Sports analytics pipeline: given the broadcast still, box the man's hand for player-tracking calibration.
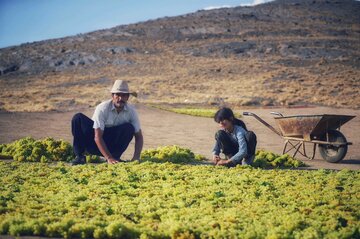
[107,157,119,164]
[94,128,118,164]
[213,155,221,164]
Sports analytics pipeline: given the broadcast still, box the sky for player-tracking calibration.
[0,0,272,49]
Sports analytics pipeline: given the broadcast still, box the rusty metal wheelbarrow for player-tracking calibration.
[243,112,355,163]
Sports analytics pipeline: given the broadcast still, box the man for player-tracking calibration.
[71,80,143,165]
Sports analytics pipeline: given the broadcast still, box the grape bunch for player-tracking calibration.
[0,137,305,168]
[85,155,103,163]
[141,145,206,164]
[253,150,306,168]
[0,137,73,162]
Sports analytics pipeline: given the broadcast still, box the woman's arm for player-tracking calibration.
[213,141,221,156]
[229,129,247,164]
[212,139,221,164]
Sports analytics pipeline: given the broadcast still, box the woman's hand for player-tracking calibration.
[216,159,231,166]
[213,155,221,164]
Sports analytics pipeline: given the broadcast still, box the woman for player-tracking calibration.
[212,107,253,167]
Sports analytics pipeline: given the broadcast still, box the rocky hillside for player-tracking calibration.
[0,0,359,111]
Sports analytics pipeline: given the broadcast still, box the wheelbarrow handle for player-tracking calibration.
[243,112,254,116]
[243,112,282,136]
[270,112,284,117]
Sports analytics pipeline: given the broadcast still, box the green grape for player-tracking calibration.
[1,137,74,163]
[140,145,204,164]
[266,152,276,162]
[93,227,107,239]
[0,142,358,238]
[85,155,103,163]
[0,220,10,234]
[68,223,95,238]
[8,222,32,237]
[0,161,356,238]
[253,150,305,169]
[40,156,49,163]
[26,220,46,236]
[253,157,270,168]
[106,222,128,238]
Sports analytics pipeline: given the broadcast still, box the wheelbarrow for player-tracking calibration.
[243,112,355,163]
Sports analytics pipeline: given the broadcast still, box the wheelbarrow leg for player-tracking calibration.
[284,140,317,160]
[283,141,289,155]
[283,140,298,154]
[283,140,302,158]
[292,141,302,158]
[299,142,315,160]
[302,142,307,158]
[300,142,316,160]
[310,143,316,160]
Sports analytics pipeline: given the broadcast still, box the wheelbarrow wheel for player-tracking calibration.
[318,130,348,163]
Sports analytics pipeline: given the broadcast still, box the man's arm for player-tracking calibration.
[94,128,118,164]
[132,130,143,161]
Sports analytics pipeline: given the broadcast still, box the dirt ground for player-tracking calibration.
[0,104,359,170]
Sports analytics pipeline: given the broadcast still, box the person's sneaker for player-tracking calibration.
[71,156,86,165]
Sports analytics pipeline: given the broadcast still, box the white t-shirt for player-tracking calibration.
[92,99,141,133]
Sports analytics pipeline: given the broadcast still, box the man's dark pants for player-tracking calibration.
[71,113,134,159]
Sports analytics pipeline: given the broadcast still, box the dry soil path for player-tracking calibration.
[0,104,359,170]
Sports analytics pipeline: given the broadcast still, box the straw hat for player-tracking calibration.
[110,80,137,97]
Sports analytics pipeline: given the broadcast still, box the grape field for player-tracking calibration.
[0,138,359,238]
[1,162,359,238]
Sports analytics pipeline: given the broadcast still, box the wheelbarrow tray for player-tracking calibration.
[274,114,355,140]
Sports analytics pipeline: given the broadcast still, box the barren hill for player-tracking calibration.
[0,0,359,112]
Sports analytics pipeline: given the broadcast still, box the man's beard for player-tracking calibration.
[115,100,126,108]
